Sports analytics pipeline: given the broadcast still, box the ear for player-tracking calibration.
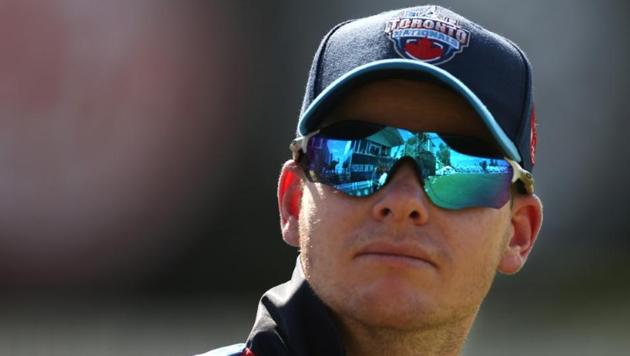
[498,193,543,275]
[278,160,303,247]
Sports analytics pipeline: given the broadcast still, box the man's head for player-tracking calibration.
[277,5,542,334]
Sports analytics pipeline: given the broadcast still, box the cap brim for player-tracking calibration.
[297,58,522,162]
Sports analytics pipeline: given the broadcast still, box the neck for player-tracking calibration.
[337,312,476,356]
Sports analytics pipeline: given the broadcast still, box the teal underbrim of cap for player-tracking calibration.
[297,58,522,163]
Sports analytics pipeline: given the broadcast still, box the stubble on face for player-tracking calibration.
[298,180,513,333]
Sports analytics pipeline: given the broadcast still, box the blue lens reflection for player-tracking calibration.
[304,127,513,209]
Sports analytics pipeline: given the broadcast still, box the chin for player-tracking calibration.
[344,279,440,330]
[351,300,435,330]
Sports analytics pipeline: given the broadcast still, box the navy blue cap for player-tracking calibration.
[298,5,537,171]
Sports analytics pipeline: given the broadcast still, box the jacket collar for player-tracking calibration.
[246,259,346,356]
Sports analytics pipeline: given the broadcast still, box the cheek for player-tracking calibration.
[443,207,510,249]
[298,186,335,278]
[441,208,511,291]
[297,184,365,277]
[299,184,366,239]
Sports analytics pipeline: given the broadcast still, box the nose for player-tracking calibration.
[371,160,430,225]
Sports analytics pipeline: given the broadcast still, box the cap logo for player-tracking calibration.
[385,8,471,65]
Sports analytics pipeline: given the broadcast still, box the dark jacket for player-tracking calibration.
[198,261,346,356]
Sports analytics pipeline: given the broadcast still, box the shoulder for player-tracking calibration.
[195,343,249,356]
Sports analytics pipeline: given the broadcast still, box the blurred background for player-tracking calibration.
[0,0,628,355]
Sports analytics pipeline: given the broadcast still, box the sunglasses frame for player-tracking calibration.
[289,126,535,195]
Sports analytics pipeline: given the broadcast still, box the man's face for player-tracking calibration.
[296,79,516,330]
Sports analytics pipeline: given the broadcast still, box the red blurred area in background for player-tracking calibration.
[0,0,239,288]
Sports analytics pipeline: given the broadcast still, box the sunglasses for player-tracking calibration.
[290,121,534,210]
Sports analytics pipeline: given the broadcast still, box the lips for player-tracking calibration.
[355,241,438,269]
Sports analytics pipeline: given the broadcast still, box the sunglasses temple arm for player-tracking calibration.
[289,130,320,161]
[507,159,535,194]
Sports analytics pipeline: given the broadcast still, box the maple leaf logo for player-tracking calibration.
[404,38,443,61]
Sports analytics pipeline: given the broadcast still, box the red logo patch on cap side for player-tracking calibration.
[385,7,470,65]
[529,105,537,165]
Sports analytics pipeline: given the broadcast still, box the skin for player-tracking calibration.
[278,79,543,356]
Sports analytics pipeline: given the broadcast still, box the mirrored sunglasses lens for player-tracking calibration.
[422,149,512,209]
[304,133,397,197]
[302,128,513,208]
[424,166,512,209]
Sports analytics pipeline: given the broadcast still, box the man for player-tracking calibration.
[201,4,543,356]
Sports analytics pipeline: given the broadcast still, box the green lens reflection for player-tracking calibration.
[303,125,513,209]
